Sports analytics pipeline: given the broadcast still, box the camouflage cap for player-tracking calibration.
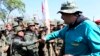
[12,22,18,26]
[15,26,23,32]
[6,22,12,24]
[57,21,64,25]
[40,24,45,28]
[34,22,39,25]
[50,21,57,26]
[27,22,35,26]
[58,1,82,14]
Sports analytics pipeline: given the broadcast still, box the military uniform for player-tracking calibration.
[12,35,28,56]
[25,22,39,56]
[12,26,38,56]
[4,30,15,56]
[0,37,3,56]
[24,31,39,56]
[0,26,7,56]
[0,29,14,56]
[0,34,7,56]
[0,31,3,56]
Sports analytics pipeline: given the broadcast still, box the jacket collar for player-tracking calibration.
[68,15,89,29]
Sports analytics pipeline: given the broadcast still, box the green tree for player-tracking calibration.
[0,9,7,24]
[0,0,25,24]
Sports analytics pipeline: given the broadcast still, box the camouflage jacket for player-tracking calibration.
[12,35,36,56]
[24,31,39,51]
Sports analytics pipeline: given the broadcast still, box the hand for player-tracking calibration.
[2,45,9,52]
[63,54,73,56]
[49,40,55,43]
[38,39,45,43]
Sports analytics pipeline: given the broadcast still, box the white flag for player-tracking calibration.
[42,0,50,33]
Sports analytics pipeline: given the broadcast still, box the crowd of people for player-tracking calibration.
[0,19,64,56]
[1,0,100,56]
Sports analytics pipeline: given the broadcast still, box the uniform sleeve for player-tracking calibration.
[44,30,61,41]
[6,34,14,45]
[44,26,68,42]
[85,25,100,56]
[13,39,35,46]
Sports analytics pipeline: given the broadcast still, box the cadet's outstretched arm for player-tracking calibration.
[13,39,37,46]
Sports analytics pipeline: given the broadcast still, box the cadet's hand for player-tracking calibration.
[34,40,39,44]
[2,45,9,52]
[37,39,45,43]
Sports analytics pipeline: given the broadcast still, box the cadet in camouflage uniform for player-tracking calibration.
[12,26,38,56]
[25,22,39,56]
[0,30,8,56]
[12,27,27,56]
[0,32,2,56]
[4,23,15,56]
[38,26,47,56]
[55,21,64,56]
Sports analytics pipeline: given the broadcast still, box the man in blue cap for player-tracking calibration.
[37,1,100,56]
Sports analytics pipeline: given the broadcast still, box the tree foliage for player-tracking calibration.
[0,0,25,24]
[3,0,25,12]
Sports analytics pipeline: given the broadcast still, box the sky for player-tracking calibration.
[19,0,100,21]
[1,0,100,24]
